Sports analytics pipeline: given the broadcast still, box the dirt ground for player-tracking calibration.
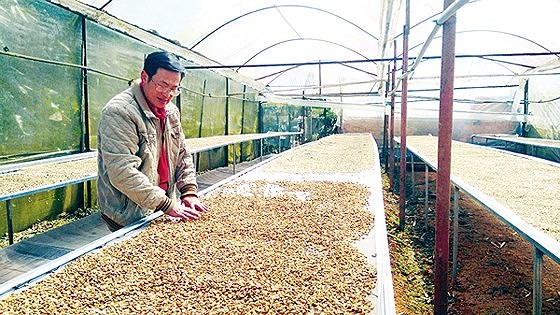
[386,169,560,314]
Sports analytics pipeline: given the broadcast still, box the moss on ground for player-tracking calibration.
[382,173,433,314]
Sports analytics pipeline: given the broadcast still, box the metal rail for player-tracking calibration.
[0,151,97,175]
[368,134,397,315]
[470,134,560,149]
[188,132,301,154]
[470,134,560,163]
[397,138,560,315]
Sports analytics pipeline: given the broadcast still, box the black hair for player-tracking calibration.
[143,51,185,80]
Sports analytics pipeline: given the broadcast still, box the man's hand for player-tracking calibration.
[166,203,202,221]
[181,195,209,213]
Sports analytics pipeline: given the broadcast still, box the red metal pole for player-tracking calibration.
[383,65,390,168]
[434,0,457,313]
[389,41,397,191]
[398,0,410,229]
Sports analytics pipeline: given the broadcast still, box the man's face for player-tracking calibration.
[140,68,181,108]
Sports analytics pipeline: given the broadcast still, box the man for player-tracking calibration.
[97,51,208,232]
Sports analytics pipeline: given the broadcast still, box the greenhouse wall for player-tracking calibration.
[0,0,83,160]
[0,184,83,236]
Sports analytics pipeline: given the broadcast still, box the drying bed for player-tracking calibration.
[405,135,560,242]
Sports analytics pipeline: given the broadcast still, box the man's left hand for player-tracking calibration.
[181,195,209,213]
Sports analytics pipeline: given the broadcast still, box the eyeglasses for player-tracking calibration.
[151,79,181,96]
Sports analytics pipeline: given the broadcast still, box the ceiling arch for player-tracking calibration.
[188,4,378,50]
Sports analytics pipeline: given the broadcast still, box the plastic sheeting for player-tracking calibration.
[0,0,83,159]
[86,19,155,148]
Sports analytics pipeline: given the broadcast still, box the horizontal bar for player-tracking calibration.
[471,134,560,150]
[189,132,302,154]
[0,175,97,203]
[0,151,97,175]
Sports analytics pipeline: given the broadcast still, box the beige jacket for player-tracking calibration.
[97,81,197,227]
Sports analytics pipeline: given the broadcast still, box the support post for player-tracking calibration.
[260,139,263,162]
[452,186,459,282]
[224,78,230,168]
[398,0,411,230]
[6,200,14,245]
[232,144,237,174]
[389,44,396,191]
[533,247,543,315]
[411,154,415,196]
[80,16,91,153]
[425,164,429,230]
[434,0,457,312]
[522,80,529,137]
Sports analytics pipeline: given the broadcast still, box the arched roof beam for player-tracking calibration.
[237,37,377,75]
[262,62,379,89]
[405,30,557,74]
[98,0,114,11]
[257,61,377,82]
[189,4,378,50]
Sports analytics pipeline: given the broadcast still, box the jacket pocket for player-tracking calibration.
[139,132,157,150]
[169,126,183,155]
[138,132,157,170]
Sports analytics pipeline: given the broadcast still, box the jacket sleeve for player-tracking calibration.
[174,130,199,198]
[99,104,174,213]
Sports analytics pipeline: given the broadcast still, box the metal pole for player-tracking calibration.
[260,139,263,162]
[533,247,543,315]
[225,78,230,168]
[80,16,90,153]
[434,0,457,313]
[398,0,410,230]
[232,144,237,174]
[6,200,14,245]
[240,85,247,160]
[276,112,281,151]
[398,148,407,229]
[81,26,92,212]
[382,66,390,168]
[85,181,92,209]
[198,80,207,138]
[411,154,415,196]
[318,61,322,96]
[425,164,429,230]
[522,80,529,137]
[389,44,396,191]
[452,187,459,282]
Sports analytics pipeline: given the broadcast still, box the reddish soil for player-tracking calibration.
[448,193,560,314]
[402,171,560,314]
